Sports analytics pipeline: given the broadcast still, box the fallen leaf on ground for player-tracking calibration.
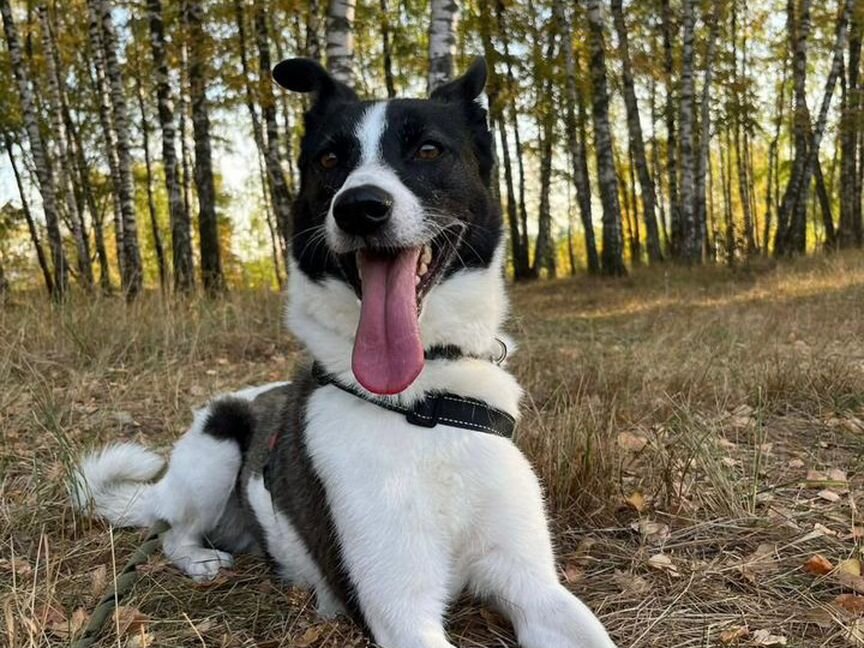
[839,559,862,577]
[631,519,671,544]
[787,458,805,469]
[835,594,864,616]
[718,626,749,644]
[612,570,651,594]
[817,489,842,502]
[803,554,833,575]
[740,543,777,583]
[751,629,787,646]
[124,630,153,648]
[647,553,679,575]
[835,570,864,594]
[617,431,648,452]
[114,607,149,637]
[89,564,108,597]
[562,563,583,584]
[294,625,324,647]
[625,491,647,512]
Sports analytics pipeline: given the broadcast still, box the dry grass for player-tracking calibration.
[3,252,864,647]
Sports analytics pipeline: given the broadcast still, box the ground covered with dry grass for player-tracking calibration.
[3,253,864,648]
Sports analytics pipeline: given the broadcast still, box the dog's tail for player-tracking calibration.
[70,442,165,528]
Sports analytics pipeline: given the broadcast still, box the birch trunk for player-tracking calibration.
[3,130,53,296]
[326,0,355,85]
[678,0,700,263]
[135,73,168,291]
[558,1,599,274]
[661,0,681,255]
[428,0,458,92]
[380,0,396,98]
[497,3,530,279]
[610,0,662,263]
[839,7,862,247]
[585,0,626,275]
[780,0,850,254]
[186,0,225,293]
[254,0,293,267]
[38,4,94,291]
[1,0,68,298]
[147,0,194,292]
[775,0,812,254]
[694,2,721,262]
[89,0,143,298]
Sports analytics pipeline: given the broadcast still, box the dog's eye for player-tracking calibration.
[319,151,339,169]
[415,142,443,161]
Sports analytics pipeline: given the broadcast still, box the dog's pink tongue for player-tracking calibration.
[353,248,424,395]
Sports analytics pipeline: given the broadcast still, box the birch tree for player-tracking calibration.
[147,0,195,292]
[610,0,662,263]
[186,0,225,293]
[254,0,293,266]
[428,0,458,92]
[326,0,355,84]
[558,1,599,274]
[0,0,68,298]
[678,0,700,263]
[839,6,862,248]
[89,0,144,298]
[585,0,625,275]
[38,3,94,290]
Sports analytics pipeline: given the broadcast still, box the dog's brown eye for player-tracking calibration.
[320,151,339,169]
[416,142,443,160]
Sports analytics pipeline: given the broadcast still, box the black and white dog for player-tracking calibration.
[73,58,616,648]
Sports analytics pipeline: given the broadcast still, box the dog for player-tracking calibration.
[72,57,617,648]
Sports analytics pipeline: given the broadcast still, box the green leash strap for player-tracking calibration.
[72,520,170,648]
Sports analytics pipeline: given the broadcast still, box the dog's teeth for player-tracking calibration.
[415,275,421,286]
[421,245,432,265]
[418,263,428,276]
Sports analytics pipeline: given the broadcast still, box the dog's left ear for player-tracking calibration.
[430,57,487,104]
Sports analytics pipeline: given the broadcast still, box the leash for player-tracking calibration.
[72,520,170,648]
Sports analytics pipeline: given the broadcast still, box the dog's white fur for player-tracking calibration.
[72,102,616,648]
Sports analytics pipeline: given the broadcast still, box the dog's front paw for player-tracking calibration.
[173,547,234,582]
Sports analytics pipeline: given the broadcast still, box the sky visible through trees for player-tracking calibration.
[0,0,861,299]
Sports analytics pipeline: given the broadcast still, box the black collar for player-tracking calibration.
[311,362,516,439]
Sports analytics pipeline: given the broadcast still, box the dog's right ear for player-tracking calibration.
[272,58,357,107]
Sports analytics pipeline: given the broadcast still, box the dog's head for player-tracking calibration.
[274,58,503,396]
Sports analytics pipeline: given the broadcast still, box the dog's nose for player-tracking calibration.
[333,185,393,236]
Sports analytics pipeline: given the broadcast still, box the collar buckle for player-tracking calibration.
[406,396,441,428]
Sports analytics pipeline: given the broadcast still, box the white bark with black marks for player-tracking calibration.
[148,0,195,291]
[557,2,599,274]
[678,0,700,263]
[610,0,662,263]
[326,0,355,84]
[89,0,144,298]
[186,0,225,293]
[38,3,94,291]
[585,0,626,275]
[0,0,68,298]
[428,0,458,92]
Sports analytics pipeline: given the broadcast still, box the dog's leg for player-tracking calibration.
[149,401,251,582]
[341,527,456,648]
[470,452,617,648]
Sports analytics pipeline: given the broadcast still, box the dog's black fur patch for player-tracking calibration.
[239,377,367,628]
[203,398,256,453]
